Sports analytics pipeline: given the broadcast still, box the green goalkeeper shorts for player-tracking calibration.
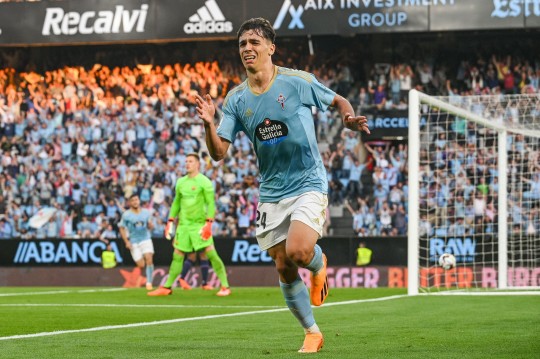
[174,223,214,252]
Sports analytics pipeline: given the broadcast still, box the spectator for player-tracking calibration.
[0,217,13,239]
[356,242,372,266]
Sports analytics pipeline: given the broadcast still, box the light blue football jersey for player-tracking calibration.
[118,208,152,243]
[217,66,336,202]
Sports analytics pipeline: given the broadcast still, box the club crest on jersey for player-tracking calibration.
[277,94,286,110]
[255,118,288,146]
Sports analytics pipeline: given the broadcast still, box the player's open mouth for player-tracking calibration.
[244,55,255,63]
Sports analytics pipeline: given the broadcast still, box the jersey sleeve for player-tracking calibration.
[297,73,336,111]
[216,94,244,143]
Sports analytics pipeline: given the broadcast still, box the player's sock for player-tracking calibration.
[181,259,193,279]
[304,323,321,334]
[164,253,184,288]
[206,249,229,288]
[145,264,154,284]
[280,276,315,329]
[200,259,210,285]
[305,244,323,274]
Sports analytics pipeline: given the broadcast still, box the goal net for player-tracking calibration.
[408,90,540,294]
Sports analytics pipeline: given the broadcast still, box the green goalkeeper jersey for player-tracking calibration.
[169,173,215,225]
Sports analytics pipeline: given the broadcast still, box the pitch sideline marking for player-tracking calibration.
[430,291,540,296]
[0,295,407,341]
[0,303,282,309]
[0,288,127,297]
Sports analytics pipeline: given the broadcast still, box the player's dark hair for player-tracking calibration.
[187,153,200,161]
[237,17,276,44]
[129,194,139,200]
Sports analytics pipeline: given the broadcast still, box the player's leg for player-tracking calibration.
[140,239,155,290]
[287,192,329,306]
[148,248,185,296]
[268,241,323,353]
[257,195,324,353]
[200,259,212,289]
[130,243,146,288]
[133,259,146,287]
[148,230,192,296]
[203,245,230,295]
[164,248,185,288]
[287,220,328,306]
[197,252,212,289]
[192,224,230,295]
[179,252,195,290]
[142,252,154,290]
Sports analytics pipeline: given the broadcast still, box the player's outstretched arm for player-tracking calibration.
[195,94,231,161]
[331,94,370,134]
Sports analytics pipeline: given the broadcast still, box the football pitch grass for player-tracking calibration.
[0,287,538,359]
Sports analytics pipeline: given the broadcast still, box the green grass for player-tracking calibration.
[0,287,538,358]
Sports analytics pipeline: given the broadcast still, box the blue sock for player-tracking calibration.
[305,244,323,273]
[280,276,315,329]
[200,260,210,285]
[145,264,154,284]
[181,259,193,279]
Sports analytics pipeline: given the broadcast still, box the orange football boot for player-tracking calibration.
[178,278,192,290]
[147,286,172,296]
[298,332,324,353]
[310,254,329,306]
[216,287,231,297]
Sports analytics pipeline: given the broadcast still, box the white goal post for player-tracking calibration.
[408,90,540,294]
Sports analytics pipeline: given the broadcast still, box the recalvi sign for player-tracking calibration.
[42,4,149,36]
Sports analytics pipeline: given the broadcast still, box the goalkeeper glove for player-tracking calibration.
[165,218,175,240]
[200,219,213,241]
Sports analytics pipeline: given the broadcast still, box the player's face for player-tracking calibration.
[238,30,275,71]
[185,156,200,175]
[129,196,140,209]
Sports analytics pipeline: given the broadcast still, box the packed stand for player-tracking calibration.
[0,40,539,239]
[321,53,539,237]
[0,60,251,239]
[415,95,540,239]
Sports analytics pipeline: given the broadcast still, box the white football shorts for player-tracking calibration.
[130,239,154,262]
[256,191,328,251]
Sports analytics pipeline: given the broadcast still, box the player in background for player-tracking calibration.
[195,18,369,353]
[148,153,231,297]
[176,252,215,290]
[118,194,155,290]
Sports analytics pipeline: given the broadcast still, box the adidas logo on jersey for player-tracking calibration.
[183,0,232,34]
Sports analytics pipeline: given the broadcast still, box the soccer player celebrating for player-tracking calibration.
[148,153,231,297]
[195,18,369,353]
[118,194,155,290]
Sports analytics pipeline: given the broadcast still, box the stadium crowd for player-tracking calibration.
[416,93,540,240]
[0,40,539,240]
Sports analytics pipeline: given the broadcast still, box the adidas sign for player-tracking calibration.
[184,0,232,34]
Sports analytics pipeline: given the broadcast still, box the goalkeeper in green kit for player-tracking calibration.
[148,153,231,297]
